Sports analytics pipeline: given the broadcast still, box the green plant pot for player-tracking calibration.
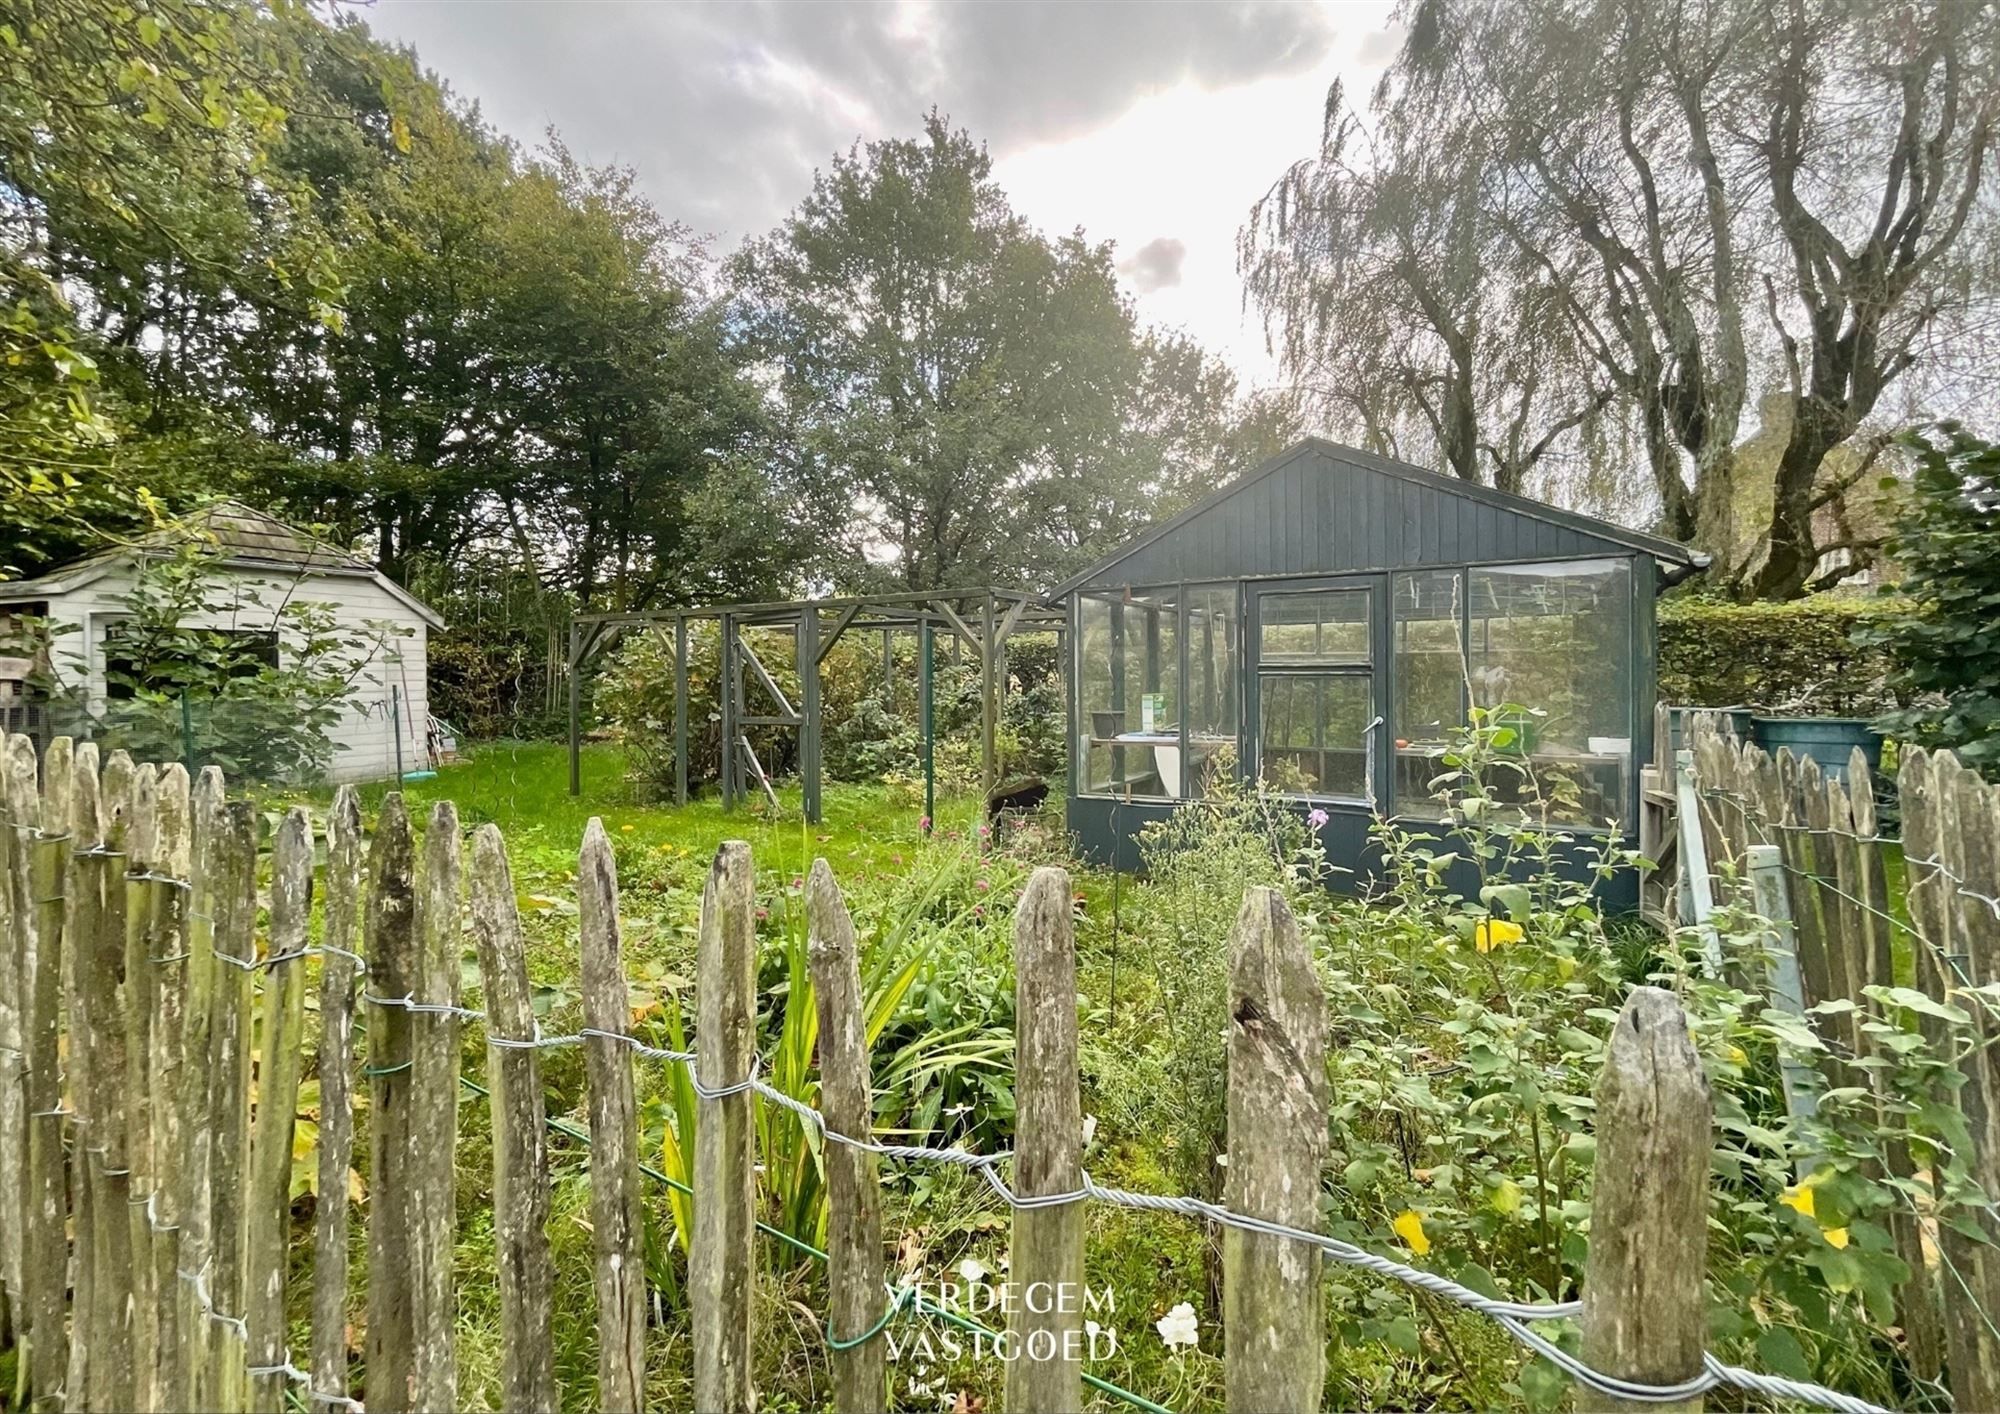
[1750,715,1884,782]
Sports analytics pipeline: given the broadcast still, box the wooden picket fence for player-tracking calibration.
[0,730,1889,1414]
[1661,707,2000,1412]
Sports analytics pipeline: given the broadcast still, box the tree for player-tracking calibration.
[1244,0,2000,596]
[1856,424,2000,777]
[739,112,1286,591]
[0,0,356,565]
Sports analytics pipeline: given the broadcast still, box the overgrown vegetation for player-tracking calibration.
[303,732,1968,1411]
[1855,424,2000,777]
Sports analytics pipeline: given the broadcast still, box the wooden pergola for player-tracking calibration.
[566,588,1066,823]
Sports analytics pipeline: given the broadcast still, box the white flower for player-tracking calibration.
[957,1255,990,1284]
[1082,1113,1098,1147]
[1156,1301,1200,1350]
[1215,1153,1229,1168]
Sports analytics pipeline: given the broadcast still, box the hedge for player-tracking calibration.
[1657,595,1902,717]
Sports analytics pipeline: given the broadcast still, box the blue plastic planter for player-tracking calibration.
[1749,716,1884,782]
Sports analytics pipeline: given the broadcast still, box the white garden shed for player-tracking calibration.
[0,502,444,783]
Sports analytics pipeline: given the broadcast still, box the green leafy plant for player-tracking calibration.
[1855,423,2000,777]
[40,541,388,783]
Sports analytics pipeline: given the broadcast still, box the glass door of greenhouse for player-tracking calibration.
[1248,576,1386,805]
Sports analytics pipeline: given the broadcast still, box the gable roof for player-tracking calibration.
[0,500,446,629]
[1050,437,1702,598]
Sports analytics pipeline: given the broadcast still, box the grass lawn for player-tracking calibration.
[319,737,982,880]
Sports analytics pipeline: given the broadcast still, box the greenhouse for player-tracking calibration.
[1050,438,1706,902]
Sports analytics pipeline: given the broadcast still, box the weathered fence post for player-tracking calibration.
[366,793,420,1413]
[411,803,463,1413]
[1924,751,2000,1410]
[123,762,161,1412]
[807,859,886,1414]
[582,818,647,1412]
[64,741,101,1409]
[87,750,137,1413]
[0,734,26,1356]
[1579,986,1710,1414]
[692,839,757,1414]
[1222,885,1328,1413]
[15,734,67,1406]
[207,799,261,1412]
[311,785,364,1413]
[249,808,314,1413]
[1006,866,1084,1414]
[149,763,192,1411]
[174,765,225,1412]
[472,822,558,1414]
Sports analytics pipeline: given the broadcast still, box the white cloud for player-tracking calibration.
[364,0,1398,380]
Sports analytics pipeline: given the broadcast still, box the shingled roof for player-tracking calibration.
[0,500,444,627]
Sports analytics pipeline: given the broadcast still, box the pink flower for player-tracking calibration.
[1307,808,1330,828]
[918,816,931,831]
[978,823,991,837]
[976,878,990,891]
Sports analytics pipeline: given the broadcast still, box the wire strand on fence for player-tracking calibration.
[24,837,1890,1414]
[389,986,1886,1414]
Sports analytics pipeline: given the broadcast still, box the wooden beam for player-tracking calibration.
[814,603,864,664]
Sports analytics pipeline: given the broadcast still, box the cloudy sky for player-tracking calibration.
[362,0,1401,386]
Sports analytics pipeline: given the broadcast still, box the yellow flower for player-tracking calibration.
[1392,1209,1431,1257]
[1726,1044,1749,1066]
[1822,1227,1850,1250]
[1780,1169,1829,1219]
[620,824,635,832]
[1475,919,1525,953]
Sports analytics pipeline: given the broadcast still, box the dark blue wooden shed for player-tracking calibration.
[1049,437,1706,904]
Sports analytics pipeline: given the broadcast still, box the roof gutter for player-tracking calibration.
[1659,552,1712,590]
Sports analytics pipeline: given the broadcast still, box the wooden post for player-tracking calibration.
[64,740,101,1410]
[411,802,463,1413]
[83,749,136,1412]
[0,735,25,1357]
[471,823,558,1414]
[675,616,690,808]
[1579,986,1710,1414]
[366,793,419,1413]
[581,818,646,1412]
[122,762,161,1412]
[980,592,997,804]
[1902,748,1996,1408]
[206,799,260,1413]
[692,839,756,1414]
[147,764,191,1414]
[1222,885,1328,1413]
[1932,753,2000,1410]
[249,808,314,1413]
[15,734,67,1407]
[728,612,744,812]
[311,785,364,1412]
[1006,866,1083,1414]
[175,766,225,1413]
[807,859,886,1414]
[801,609,823,824]
[568,621,584,798]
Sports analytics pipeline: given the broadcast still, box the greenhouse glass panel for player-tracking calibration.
[1076,588,1181,799]
[1465,559,1632,827]
[1185,585,1239,797]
